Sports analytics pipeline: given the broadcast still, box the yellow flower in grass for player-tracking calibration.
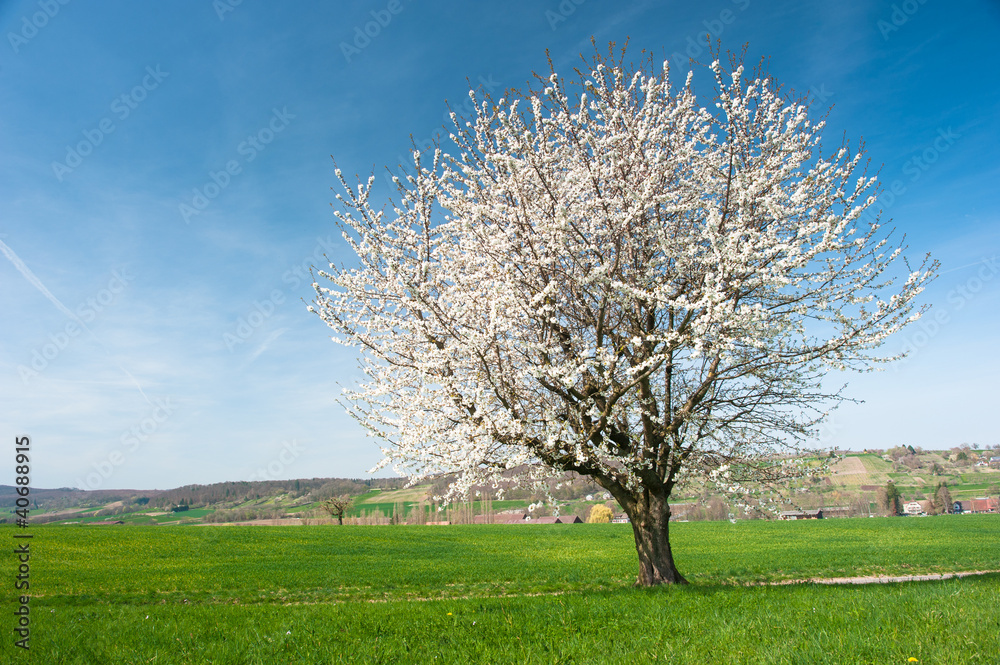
[908,659,919,663]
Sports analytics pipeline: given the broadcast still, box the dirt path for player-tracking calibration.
[758,569,1000,586]
[829,455,866,476]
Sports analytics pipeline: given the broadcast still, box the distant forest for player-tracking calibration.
[0,476,403,515]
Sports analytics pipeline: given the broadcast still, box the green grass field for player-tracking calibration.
[2,516,998,663]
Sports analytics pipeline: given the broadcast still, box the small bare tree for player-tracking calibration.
[933,484,952,514]
[320,495,353,525]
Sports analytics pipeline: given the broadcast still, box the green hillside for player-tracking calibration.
[4,447,998,526]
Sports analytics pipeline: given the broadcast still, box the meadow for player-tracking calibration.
[2,516,998,663]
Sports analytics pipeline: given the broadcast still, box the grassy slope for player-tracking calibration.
[2,517,999,663]
[831,452,999,499]
[354,485,434,504]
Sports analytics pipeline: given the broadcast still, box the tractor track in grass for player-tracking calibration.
[349,570,1000,601]
[30,571,1000,609]
[751,569,1000,587]
[334,570,1000,602]
[30,571,1000,608]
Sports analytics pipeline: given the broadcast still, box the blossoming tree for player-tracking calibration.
[311,46,936,585]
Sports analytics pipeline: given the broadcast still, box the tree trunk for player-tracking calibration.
[627,492,688,586]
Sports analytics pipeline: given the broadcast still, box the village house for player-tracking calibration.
[528,516,559,524]
[969,497,998,513]
[488,513,528,524]
[820,506,851,519]
[668,503,696,521]
[954,498,997,514]
[472,513,583,524]
[778,509,823,520]
[528,515,583,524]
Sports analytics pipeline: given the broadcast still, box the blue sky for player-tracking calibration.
[1,1,998,491]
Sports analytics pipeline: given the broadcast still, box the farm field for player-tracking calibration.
[2,516,999,663]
